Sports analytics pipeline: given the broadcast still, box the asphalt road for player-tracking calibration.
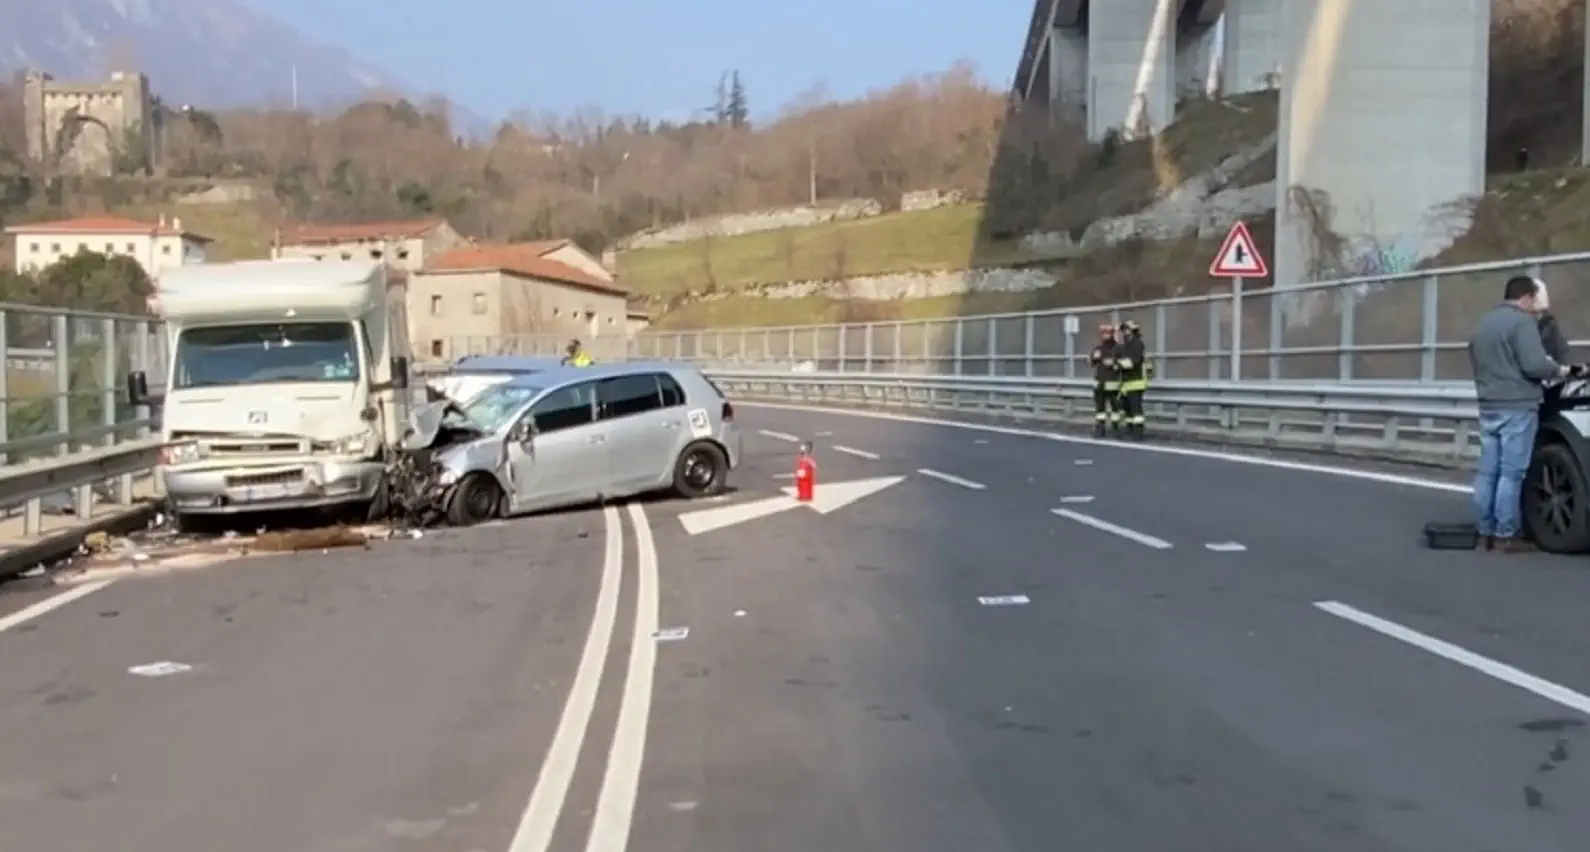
[3,402,1590,851]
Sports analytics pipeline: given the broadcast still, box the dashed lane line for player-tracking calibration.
[1051,508,1172,549]
[757,429,800,442]
[832,445,879,460]
[917,468,986,490]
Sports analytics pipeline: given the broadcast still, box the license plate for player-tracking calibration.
[240,483,295,502]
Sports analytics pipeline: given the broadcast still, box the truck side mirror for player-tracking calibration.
[390,356,410,389]
[126,371,149,406]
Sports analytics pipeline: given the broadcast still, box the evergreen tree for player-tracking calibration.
[727,71,749,128]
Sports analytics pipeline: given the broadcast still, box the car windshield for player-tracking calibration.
[461,383,543,432]
[173,322,360,389]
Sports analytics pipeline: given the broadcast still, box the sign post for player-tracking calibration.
[1208,220,1268,381]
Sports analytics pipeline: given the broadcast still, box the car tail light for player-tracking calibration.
[721,401,734,421]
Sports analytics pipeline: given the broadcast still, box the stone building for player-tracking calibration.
[23,69,155,176]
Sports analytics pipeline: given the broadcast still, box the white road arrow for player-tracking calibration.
[677,475,906,535]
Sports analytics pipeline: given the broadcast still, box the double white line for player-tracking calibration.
[508,503,659,852]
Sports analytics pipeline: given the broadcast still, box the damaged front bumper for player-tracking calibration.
[165,459,386,514]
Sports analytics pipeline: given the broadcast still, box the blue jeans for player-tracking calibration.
[1472,408,1539,538]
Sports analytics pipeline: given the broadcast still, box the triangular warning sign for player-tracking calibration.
[1209,221,1268,278]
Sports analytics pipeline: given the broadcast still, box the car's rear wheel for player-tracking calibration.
[1523,442,1590,553]
[673,441,727,499]
[446,473,501,526]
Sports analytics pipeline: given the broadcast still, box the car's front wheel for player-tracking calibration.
[446,473,502,526]
[1523,442,1590,553]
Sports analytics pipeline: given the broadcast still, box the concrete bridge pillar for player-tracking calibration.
[1088,0,1179,139]
[1222,0,1281,92]
[1274,0,1489,289]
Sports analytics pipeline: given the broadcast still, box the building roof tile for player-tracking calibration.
[5,215,211,241]
[424,242,626,297]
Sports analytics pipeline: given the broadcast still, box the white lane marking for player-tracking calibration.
[1073,459,1093,466]
[973,439,989,444]
[1205,541,1247,552]
[1059,495,1094,503]
[771,473,794,480]
[1316,600,1590,716]
[0,580,115,633]
[815,431,833,437]
[978,594,1030,606]
[507,507,624,852]
[832,445,879,460]
[1051,508,1173,549]
[586,504,660,851]
[739,402,1469,493]
[916,468,986,490]
[757,429,800,442]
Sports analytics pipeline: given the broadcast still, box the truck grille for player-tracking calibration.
[225,469,305,488]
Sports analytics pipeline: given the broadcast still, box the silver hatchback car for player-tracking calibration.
[408,362,743,524]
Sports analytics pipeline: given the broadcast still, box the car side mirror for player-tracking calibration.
[511,419,536,445]
[390,356,410,390]
[126,370,149,406]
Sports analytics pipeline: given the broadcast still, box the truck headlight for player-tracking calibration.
[161,441,202,465]
[334,433,372,456]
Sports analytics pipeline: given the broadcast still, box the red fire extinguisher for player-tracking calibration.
[794,444,815,502]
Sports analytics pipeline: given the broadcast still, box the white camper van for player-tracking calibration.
[130,260,413,527]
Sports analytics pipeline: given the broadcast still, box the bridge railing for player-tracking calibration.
[627,250,1590,382]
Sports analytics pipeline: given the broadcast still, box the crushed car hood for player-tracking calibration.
[403,399,474,450]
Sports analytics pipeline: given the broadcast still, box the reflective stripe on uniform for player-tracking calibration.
[1120,379,1147,392]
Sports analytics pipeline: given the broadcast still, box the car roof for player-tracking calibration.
[500,361,701,389]
[451,354,563,373]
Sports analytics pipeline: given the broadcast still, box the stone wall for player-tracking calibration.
[684,266,1059,302]
[615,199,883,250]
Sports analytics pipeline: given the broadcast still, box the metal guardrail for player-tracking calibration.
[627,250,1590,383]
[0,304,167,544]
[703,369,1483,463]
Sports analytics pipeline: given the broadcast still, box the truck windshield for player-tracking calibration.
[173,322,360,389]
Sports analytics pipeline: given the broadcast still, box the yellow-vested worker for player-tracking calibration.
[562,339,593,366]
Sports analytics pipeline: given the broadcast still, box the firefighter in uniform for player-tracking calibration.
[1087,323,1121,437]
[1116,319,1150,440]
[562,338,593,367]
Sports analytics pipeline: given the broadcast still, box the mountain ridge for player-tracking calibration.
[0,0,486,128]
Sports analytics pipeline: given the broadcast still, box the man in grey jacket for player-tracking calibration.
[1468,275,1572,552]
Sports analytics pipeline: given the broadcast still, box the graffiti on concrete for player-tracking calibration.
[1343,235,1420,278]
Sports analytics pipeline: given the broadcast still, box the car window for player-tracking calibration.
[528,382,596,433]
[597,373,663,420]
[658,373,686,408]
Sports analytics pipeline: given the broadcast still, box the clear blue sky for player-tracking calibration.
[244,0,1033,120]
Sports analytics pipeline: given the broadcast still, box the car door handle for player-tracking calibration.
[662,420,680,428]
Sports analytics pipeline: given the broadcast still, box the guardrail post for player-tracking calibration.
[1206,302,1220,381]
[892,322,903,373]
[837,324,848,372]
[0,309,8,465]
[1419,274,1439,381]
[1023,314,1035,377]
[810,327,819,369]
[53,314,69,455]
[1268,294,1283,379]
[953,319,964,376]
[1338,293,1355,380]
[103,317,132,505]
[1063,329,1076,379]
[986,318,997,376]
[134,319,160,497]
[1151,304,1166,378]
[863,323,875,373]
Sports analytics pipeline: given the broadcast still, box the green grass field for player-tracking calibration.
[616,204,1059,298]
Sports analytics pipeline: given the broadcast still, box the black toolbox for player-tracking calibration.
[1423,521,1480,550]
